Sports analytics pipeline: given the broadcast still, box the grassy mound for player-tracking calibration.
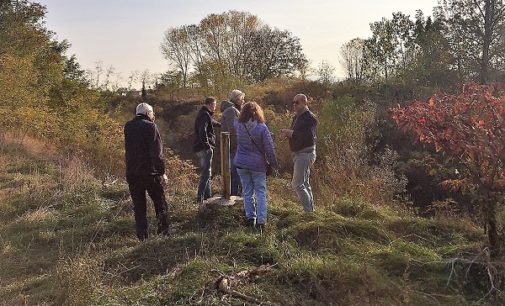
[0,140,503,305]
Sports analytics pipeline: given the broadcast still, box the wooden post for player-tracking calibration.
[221,132,231,199]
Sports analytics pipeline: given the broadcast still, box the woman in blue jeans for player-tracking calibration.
[233,102,278,229]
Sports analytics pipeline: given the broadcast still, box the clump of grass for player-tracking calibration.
[387,217,483,248]
[287,213,390,253]
[331,195,387,220]
[55,255,103,306]
[278,254,397,305]
[216,231,284,265]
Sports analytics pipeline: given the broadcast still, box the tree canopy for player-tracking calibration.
[160,11,307,90]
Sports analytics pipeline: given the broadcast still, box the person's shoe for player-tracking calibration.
[137,234,148,241]
[244,218,256,227]
[198,202,207,213]
[256,223,265,233]
[157,228,169,237]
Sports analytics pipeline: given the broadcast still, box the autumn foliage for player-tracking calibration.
[390,83,505,254]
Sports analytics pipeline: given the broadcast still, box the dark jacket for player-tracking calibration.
[193,106,221,153]
[124,114,165,183]
[289,109,318,152]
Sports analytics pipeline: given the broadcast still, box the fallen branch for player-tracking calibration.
[212,264,279,306]
[216,276,279,306]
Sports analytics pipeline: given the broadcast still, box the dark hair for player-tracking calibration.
[204,96,216,105]
[238,101,265,123]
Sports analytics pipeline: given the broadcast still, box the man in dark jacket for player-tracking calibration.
[220,89,245,196]
[281,94,318,212]
[124,102,169,241]
[194,97,221,203]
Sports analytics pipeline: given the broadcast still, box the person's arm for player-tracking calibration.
[147,123,166,175]
[280,129,294,138]
[262,125,279,168]
[197,115,211,150]
[211,117,222,128]
[227,109,239,149]
[280,116,296,139]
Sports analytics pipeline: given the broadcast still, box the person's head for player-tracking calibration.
[204,96,217,112]
[136,102,155,121]
[238,101,265,123]
[292,93,308,113]
[229,89,245,107]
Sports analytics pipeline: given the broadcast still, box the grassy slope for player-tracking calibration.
[0,139,497,306]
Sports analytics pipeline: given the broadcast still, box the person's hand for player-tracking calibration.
[160,174,168,188]
[280,129,293,139]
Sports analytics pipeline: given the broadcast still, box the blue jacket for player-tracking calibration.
[233,120,278,172]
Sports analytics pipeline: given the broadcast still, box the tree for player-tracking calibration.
[340,38,365,84]
[390,83,505,255]
[317,60,336,85]
[0,53,44,107]
[0,0,64,95]
[160,10,308,88]
[247,27,307,82]
[435,0,505,83]
[103,65,116,91]
[64,54,88,84]
[406,11,456,86]
[127,70,139,91]
[93,60,103,89]
[364,12,416,83]
[222,11,260,77]
[161,26,192,88]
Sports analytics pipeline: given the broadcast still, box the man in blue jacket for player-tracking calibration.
[194,97,221,204]
[281,94,318,212]
[124,103,169,241]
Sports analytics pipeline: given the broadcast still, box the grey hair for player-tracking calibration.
[229,89,245,103]
[294,94,308,103]
[136,102,154,115]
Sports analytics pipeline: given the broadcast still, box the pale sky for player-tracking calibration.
[39,0,438,87]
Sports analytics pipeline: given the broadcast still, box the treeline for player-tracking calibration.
[158,1,505,95]
[340,1,505,87]
[0,0,122,174]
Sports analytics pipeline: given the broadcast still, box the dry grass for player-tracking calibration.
[1,131,502,306]
[0,131,57,160]
[16,207,56,223]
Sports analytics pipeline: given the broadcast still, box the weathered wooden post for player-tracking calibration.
[221,132,231,200]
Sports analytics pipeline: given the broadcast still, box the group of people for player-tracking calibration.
[123,91,317,240]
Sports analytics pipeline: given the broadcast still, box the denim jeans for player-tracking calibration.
[196,148,213,202]
[237,168,267,224]
[230,150,242,196]
[292,150,316,212]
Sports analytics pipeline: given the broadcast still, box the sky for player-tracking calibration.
[39,0,439,87]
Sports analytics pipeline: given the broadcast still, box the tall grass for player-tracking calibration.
[1,110,503,305]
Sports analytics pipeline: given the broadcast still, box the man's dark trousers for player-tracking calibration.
[128,175,169,240]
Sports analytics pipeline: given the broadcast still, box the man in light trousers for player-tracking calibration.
[281,94,318,212]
